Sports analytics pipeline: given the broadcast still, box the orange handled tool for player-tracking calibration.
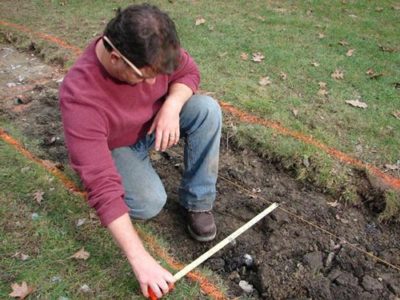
[147,203,278,299]
[148,283,174,300]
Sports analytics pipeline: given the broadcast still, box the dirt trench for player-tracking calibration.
[1,45,400,299]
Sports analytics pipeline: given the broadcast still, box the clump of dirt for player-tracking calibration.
[1,47,400,299]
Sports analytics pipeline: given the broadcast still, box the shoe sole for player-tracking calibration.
[187,225,217,242]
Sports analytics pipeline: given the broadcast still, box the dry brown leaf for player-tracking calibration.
[365,68,383,79]
[346,49,355,57]
[331,69,344,80]
[33,191,44,204]
[375,7,384,12]
[318,32,325,39]
[379,45,396,53]
[9,282,34,299]
[195,17,206,26]
[70,247,90,260]
[279,72,287,80]
[345,99,368,109]
[259,76,271,86]
[13,252,30,261]
[318,82,327,89]
[327,201,340,208]
[240,53,248,61]
[311,62,320,67]
[317,88,329,96]
[392,4,400,10]
[292,108,299,117]
[339,40,349,46]
[393,111,400,120]
[251,52,264,63]
[385,164,399,170]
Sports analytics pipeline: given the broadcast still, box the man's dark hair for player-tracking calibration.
[103,4,180,74]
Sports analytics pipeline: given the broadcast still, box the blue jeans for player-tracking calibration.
[111,95,222,220]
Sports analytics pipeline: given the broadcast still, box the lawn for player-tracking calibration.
[0,0,399,298]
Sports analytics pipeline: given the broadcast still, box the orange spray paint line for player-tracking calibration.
[220,101,400,190]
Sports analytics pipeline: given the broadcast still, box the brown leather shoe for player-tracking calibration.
[186,211,217,242]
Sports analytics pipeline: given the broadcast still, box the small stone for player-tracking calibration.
[242,254,254,268]
[361,275,383,291]
[7,82,16,88]
[304,251,323,271]
[325,252,336,268]
[239,280,254,293]
[31,213,39,220]
[335,271,359,287]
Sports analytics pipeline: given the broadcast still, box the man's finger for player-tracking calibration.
[150,283,163,298]
[141,283,149,298]
[161,132,170,151]
[155,129,163,151]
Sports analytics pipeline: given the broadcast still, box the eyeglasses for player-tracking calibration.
[102,36,144,78]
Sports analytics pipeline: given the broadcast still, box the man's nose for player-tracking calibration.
[144,77,157,85]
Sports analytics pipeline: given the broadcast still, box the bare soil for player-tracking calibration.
[1,45,400,300]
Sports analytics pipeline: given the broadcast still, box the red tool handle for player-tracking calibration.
[148,283,174,300]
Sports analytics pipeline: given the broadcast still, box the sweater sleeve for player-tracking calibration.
[168,48,200,93]
[60,97,128,226]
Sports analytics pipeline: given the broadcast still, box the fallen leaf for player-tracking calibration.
[318,82,327,89]
[42,159,57,169]
[279,72,287,80]
[327,201,340,208]
[345,99,368,109]
[195,17,206,26]
[348,14,358,18]
[33,191,44,204]
[240,53,248,61]
[385,164,399,170]
[331,69,344,80]
[393,111,400,119]
[375,7,384,12]
[9,282,34,299]
[317,81,328,96]
[12,252,30,261]
[311,62,320,67]
[317,88,328,96]
[70,247,90,260]
[79,284,91,293]
[346,49,355,56]
[318,32,325,39]
[379,45,396,52]
[339,40,349,46]
[251,52,264,63]
[76,218,86,227]
[218,52,228,58]
[365,68,383,79]
[259,76,271,86]
[292,108,299,117]
[392,4,400,10]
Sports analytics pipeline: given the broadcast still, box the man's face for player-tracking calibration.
[111,57,157,85]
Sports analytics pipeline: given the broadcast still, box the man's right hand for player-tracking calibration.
[129,249,175,298]
[107,213,175,298]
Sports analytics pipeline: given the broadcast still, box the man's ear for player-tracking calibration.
[109,52,120,65]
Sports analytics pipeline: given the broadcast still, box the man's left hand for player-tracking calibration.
[148,99,181,152]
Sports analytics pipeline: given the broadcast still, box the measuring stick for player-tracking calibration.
[174,202,278,280]
[149,202,278,299]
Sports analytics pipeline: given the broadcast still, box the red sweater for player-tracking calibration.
[59,38,200,226]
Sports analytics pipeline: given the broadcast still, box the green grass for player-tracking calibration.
[0,138,205,299]
[1,0,399,191]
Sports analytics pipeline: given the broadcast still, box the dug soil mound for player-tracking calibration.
[1,46,399,299]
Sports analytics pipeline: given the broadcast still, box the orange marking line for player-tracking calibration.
[0,128,225,299]
[0,129,84,195]
[220,101,400,190]
[0,20,82,57]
